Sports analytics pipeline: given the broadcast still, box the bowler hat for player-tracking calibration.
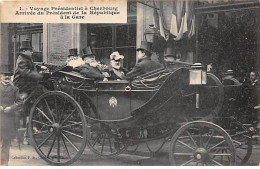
[0,66,13,76]
[81,46,95,60]
[20,39,33,50]
[68,48,78,58]
[136,41,152,54]
[164,47,175,57]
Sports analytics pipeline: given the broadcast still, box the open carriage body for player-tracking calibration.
[27,62,253,166]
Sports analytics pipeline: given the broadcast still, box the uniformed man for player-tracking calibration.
[0,68,22,165]
[126,41,162,80]
[108,51,128,80]
[76,46,110,80]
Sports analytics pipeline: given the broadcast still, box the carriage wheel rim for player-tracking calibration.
[28,91,87,165]
[169,121,236,166]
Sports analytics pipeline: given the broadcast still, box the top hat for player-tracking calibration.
[81,46,96,60]
[68,48,78,57]
[136,41,152,54]
[110,51,124,60]
[20,39,33,50]
[0,66,13,76]
[164,47,175,57]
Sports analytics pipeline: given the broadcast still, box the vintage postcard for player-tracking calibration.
[0,0,259,166]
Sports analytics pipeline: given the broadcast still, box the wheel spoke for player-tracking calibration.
[47,134,57,158]
[59,98,67,123]
[101,134,105,154]
[177,140,195,150]
[57,134,60,162]
[186,131,198,148]
[62,130,83,139]
[33,130,49,136]
[62,122,82,128]
[108,138,113,153]
[38,133,54,149]
[36,107,53,124]
[205,130,215,149]
[44,99,56,123]
[236,153,243,160]
[60,109,76,126]
[181,158,194,166]
[61,134,71,159]
[173,153,193,156]
[211,159,223,166]
[199,129,203,147]
[32,119,51,126]
[61,133,79,151]
[92,134,101,147]
[210,153,231,156]
[208,140,225,152]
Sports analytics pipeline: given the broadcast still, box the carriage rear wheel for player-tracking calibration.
[28,91,87,165]
[169,121,235,166]
[86,123,129,158]
[228,120,252,165]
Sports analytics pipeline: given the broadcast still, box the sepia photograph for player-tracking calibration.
[0,0,260,166]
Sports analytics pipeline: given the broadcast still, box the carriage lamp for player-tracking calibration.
[189,63,207,108]
[189,63,207,85]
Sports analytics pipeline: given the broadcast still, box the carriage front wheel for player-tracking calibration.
[169,121,236,166]
[28,91,87,165]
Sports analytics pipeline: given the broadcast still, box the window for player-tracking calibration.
[84,2,137,70]
[16,24,43,62]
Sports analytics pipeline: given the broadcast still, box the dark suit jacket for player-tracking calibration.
[0,83,22,139]
[108,67,128,80]
[126,57,162,80]
[76,63,105,80]
[13,53,42,94]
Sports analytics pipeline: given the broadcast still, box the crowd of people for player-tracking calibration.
[0,39,259,165]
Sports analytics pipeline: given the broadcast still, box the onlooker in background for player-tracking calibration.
[13,39,47,145]
[241,71,260,127]
[0,68,22,166]
[108,51,128,80]
[248,71,260,126]
[126,41,162,80]
[75,46,110,81]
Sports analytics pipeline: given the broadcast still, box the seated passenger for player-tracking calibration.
[108,51,128,80]
[75,46,110,81]
[126,41,162,80]
[66,48,84,68]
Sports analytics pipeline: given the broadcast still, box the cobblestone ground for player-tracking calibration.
[7,138,260,166]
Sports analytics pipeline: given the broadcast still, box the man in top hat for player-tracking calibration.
[0,68,22,165]
[13,39,47,145]
[108,51,128,80]
[66,48,84,68]
[67,48,78,62]
[164,47,180,63]
[126,41,162,80]
[75,46,110,80]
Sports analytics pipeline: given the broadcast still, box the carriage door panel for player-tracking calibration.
[97,81,131,120]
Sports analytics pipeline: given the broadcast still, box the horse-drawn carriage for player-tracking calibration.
[26,62,254,166]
